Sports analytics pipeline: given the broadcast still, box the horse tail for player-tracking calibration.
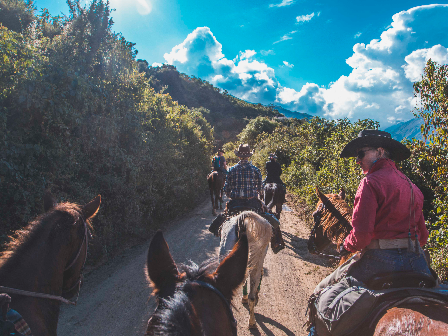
[237,211,272,271]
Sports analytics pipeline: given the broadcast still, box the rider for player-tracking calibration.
[263,153,286,203]
[212,148,227,174]
[225,144,285,253]
[324,129,431,286]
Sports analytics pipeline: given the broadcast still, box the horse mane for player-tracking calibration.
[148,258,223,335]
[0,202,91,269]
[318,194,353,246]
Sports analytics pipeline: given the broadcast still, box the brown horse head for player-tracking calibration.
[146,230,248,336]
[308,187,352,254]
[0,193,101,336]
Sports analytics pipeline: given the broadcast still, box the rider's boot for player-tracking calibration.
[271,226,285,254]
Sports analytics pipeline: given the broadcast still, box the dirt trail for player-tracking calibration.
[58,196,334,335]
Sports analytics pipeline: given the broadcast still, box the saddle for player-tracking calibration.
[367,270,437,290]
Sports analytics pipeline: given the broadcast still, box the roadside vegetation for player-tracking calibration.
[226,60,448,280]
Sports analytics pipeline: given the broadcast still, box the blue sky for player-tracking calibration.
[34,0,448,127]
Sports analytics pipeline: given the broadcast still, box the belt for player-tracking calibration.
[366,238,420,250]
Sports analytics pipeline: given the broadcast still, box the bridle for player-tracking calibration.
[0,217,89,306]
[150,280,237,336]
[192,280,237,336]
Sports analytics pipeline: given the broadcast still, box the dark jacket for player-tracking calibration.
[264,160,283,184]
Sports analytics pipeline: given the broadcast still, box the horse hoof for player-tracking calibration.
[241,295,249,304]
[248,323,257,329]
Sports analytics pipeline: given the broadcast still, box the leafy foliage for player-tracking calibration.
[410,59,448,279]
[0,0,212,262]
[138,63,281,146]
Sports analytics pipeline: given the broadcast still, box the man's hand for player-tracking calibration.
[338,245,350,257]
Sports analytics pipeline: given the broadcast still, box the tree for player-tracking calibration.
[413,59,448,279]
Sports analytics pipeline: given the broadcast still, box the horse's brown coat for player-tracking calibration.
[0,194,100,336]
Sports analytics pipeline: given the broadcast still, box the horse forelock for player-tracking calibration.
[0,202,88,268]
[318,194,353,246]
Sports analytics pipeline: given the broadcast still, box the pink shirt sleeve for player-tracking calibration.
[344,178,378,252]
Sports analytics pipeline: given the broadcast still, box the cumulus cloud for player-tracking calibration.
[269,0,295,8]
[283,5,448,126]
[164,27,279,105]
[283,61,294,68]
[163,5,448,126]
[296,12,315,23]
[273,30,297,44]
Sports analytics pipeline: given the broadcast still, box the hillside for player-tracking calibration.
[273,105,313,120]
[137,62,282,146]
[384,117,424,141]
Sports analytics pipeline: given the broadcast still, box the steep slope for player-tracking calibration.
[137,62,281,145]
[384,117,424,141]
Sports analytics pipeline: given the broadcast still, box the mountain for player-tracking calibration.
[272,105,313,120]
[384,118,425,142]
[137,62,281,146]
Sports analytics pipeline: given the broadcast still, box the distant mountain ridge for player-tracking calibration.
[137,62,281,146]
[272,105,313,120]
[384,118,424,142]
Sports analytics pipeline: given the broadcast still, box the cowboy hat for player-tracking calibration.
[234,144,254,158]
[340,129,411,161]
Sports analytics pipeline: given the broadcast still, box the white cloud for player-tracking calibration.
[269,0,294,8]
[296,13,315,23]
[354,32,362,39]
[261,49,275,56]
[283,61,294,68]
[151,62,163,67]
[273,30,297,44]
[163,5,448,126]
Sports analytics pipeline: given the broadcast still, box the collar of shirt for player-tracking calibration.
[368,158,396,175]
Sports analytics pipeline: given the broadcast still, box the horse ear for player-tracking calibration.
[83,195,101,219]
[43,191,56,212]
[316,187,325,201]
[339,188,346,200]
[146,230,180,294]
[213,234,249,301]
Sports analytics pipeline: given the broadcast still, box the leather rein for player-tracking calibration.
[151,280,237,336]
[0,218,89,306]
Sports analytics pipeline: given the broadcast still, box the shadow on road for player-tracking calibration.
[247,313,296,335]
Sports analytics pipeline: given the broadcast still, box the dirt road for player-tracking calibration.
[58,196,334,335]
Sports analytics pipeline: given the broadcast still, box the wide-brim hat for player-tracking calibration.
[234,144,254,158]
[340,129,411,162]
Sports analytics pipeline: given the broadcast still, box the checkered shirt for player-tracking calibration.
[225,160,262,199]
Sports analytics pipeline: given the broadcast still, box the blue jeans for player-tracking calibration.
[348,248,431,284]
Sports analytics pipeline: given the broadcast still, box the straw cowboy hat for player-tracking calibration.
[234,144,254,158]
[340,129,411,162]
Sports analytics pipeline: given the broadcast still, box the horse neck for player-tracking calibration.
[0,229,71,336]
[189,288,234,336]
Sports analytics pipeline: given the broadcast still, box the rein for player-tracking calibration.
[0,218,89,306]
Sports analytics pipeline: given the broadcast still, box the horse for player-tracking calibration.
[145,230,249,336]
[263,183,285,219]
[307,187,448,336]
[219,211,272,329]
[0,193,101,336]
[207,171,225,215]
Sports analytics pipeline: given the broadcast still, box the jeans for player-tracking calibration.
[348,248,431,284]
